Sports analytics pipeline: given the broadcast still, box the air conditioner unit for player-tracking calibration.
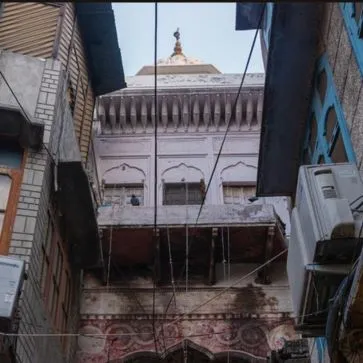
[0,256,25,332]
[294,163,363,264]
[287,208,351,336]
[287,163,363,336]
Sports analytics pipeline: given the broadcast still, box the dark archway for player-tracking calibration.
[121,340,212,362]
[116,340,262,363]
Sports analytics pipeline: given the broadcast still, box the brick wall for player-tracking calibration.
[8,59,81,363]
[321,3,363,169]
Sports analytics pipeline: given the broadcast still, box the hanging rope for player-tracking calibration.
[168,3,267,299]
[151,1,159,355]
[221,227,226,280]
[227,226,231,363]
[167,226,178,310]
[106,183,118,289]
[185,181,189,293]
[227,226,231,283]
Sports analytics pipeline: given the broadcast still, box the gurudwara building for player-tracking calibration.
[77,32,300,362]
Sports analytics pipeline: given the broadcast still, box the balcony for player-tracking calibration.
[98,203,286,285]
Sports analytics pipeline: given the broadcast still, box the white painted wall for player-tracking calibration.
[94,128,291,233]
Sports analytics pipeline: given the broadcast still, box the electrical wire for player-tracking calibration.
[2,249,334,342]
[106,183,117,289]
[166,248,287,328]
[185,181,189,293]
[152,0,159,355]
[193,3,266,227]
[110,260,146,314]
[227,226,231,363]
[0,317,316,339]
[221,227,227,280]
[167,226,178,311]
[163,2,267,313]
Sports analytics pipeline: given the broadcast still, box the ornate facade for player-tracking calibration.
[78,33,296,362]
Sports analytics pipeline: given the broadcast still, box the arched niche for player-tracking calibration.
[102,163,146,185]
[161,163,204,183]
[220,161,257,185]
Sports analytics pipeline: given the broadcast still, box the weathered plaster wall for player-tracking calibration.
[95,131,291,232]
[89,70,293,362]
[77,263,294,362]
[96,132,259,207]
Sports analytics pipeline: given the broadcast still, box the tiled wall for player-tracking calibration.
[8,58,80,363]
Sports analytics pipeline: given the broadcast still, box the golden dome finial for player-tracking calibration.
[171,27,183,56]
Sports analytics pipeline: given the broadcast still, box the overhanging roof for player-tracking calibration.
[75,3,127,96]
[256,4,323,197]
[235,3,264,31]
[58,161,100,268]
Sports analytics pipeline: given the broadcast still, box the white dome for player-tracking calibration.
[157,54,204,66]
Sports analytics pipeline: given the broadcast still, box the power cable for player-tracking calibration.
[227,226,231,363]
[163,2,266,313]
[221,227,227,280]
[166,226,178,311]
[325,218,363,360]
[193,3,266,226]
[166,248,287,328]
[0,309,324,339]
[110,260,146,314]
[152,0,159,355]
[5,254,333,343]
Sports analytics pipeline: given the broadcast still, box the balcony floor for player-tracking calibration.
[98,203,278,228]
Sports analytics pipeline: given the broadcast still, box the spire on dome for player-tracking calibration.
[154,27,208,67]
[171,27,184,57]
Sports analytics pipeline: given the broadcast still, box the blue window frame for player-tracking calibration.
[302,55,356,165]
[340,2,363,76]
[263,3,274,49]
[316,337,327,363]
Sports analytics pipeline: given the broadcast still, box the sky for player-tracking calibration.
[112,3,264,77]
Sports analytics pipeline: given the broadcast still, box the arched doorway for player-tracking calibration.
[122,341,211,362]
[119,340,256,363]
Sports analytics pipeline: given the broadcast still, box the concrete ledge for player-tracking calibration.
[98,203,277,228]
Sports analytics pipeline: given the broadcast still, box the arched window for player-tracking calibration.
[309,114,318,153]
[340,3,363,75]
[324,107,337,143]
[303,55,356,165]
[330,130,349,163]
[354,2,363,26]
[317,70,327,104]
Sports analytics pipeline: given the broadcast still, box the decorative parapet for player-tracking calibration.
[96,74,265,135]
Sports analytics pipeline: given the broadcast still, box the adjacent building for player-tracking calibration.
[0,2,125,362]
[237,2,363,363]
[77,33,297,362]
